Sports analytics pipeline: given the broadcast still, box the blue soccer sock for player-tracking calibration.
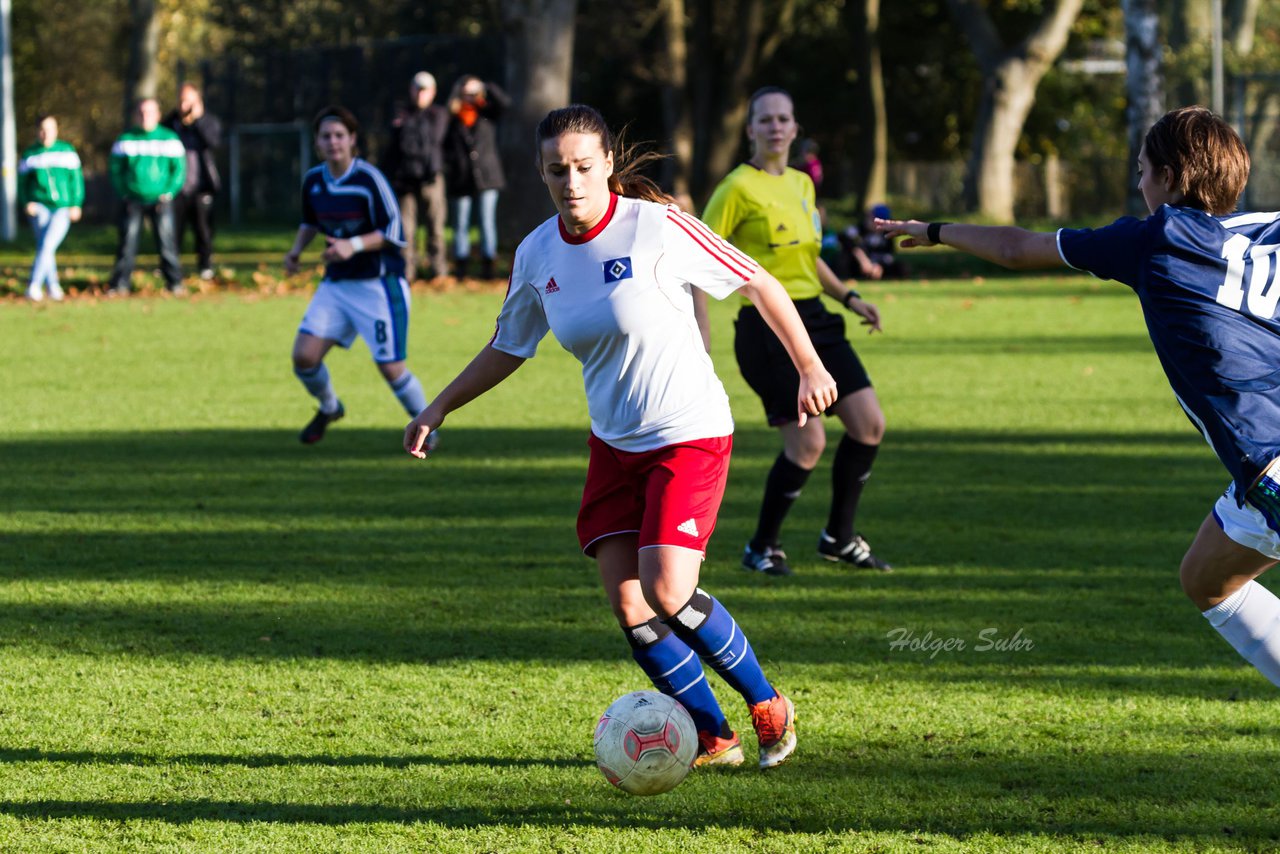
[625,617,729,737]
[389,371,427,416]
[294,364,340,413]
[664,589,775,707]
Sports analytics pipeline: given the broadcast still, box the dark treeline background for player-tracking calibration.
[12,0,1280,237]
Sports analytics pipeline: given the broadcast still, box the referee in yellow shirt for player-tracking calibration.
[702,86,892,576]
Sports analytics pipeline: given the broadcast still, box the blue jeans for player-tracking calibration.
[28,204,71,291]
[452,188,499,260]
[109,198,183,290]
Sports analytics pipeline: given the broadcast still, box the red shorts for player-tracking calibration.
[577,433,733,557]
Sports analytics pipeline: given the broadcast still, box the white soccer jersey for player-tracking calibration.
[493,194,761,452]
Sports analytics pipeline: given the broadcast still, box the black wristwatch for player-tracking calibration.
[842,289,861,309]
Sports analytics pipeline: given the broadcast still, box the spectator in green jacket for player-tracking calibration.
[18,114,83,301]
[107,97,186,296]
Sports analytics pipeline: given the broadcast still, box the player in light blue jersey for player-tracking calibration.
[878,107,1280,690]
[284,106,429,445]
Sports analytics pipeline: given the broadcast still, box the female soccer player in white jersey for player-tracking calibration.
[878,107,1280,690]
[702,87,891,577]
[284,106,429,444]
[404,104,838,769]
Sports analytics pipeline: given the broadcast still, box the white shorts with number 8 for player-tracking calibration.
[298,277,412,365]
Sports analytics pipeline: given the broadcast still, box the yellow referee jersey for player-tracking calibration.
[701,163,822,302]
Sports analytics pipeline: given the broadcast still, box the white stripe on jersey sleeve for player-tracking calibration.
[357,161,405,246]
[1222,211,1280,228]
[668,207,758,270]
[1055,228,1082,271]
[302,163,325,187]
[665,208,758,281]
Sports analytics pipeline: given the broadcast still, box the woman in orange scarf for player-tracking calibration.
[444,76,510,279]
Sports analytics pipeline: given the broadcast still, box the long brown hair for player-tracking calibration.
[534,105,673,204]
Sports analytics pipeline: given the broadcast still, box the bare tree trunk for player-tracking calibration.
[965,65,1036,220]
[947,0,1084,221]
[1226,0,1271,170]
[1227,0,1260,53]
[125,0,160,122]
[660,0,694,200]
[850,0,886,210]
[688,0,715,201]
[688,0,796,203]
[1123,0,1163,216]
[702,0,767,193]
[498,0,577,244]
[1164,0,1208,106]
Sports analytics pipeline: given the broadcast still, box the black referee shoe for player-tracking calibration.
[742,542,793,576]
[299,402,344,445]
[818,530,893,572]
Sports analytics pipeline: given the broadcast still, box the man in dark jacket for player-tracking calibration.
[383,72,450,281]
[165,83,222,280]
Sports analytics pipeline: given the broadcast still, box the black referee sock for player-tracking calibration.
[827,436,879,545]
[751,453,813,550]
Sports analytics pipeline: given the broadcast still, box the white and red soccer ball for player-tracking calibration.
[593,690,697,795]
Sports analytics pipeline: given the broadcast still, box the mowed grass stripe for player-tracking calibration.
[0,275,1276,851]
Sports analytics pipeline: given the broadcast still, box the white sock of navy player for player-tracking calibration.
[294,364,340,414]
[389,371,427,416]
[1203,580,1280,686]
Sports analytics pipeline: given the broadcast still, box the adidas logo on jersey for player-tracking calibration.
[545,277,560,294]
[677,518,700,537]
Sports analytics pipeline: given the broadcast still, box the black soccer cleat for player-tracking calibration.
[742,542,793,576]
[299,402,345,445]
[818,530,893,571]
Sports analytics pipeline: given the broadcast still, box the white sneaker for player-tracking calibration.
[49,284,65,301]
[26,286,43,302]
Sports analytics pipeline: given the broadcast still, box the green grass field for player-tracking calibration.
[1,267,1277,852]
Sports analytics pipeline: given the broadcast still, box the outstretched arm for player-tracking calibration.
[404,344,526,457]
[737,268,838,426]
[876,219,1066,271]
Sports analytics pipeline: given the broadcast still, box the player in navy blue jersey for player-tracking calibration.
[877,106,1280,689]
[284,106,429,444]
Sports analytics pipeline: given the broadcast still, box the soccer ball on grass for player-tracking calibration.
[593,690,697,795]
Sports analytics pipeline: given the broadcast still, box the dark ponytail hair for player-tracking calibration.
[535,104,674,205]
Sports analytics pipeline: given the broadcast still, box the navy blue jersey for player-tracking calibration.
[1059,205,1280,496]
[300,158,405,280]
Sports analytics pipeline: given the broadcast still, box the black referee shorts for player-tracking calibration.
[734,297,872,426]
